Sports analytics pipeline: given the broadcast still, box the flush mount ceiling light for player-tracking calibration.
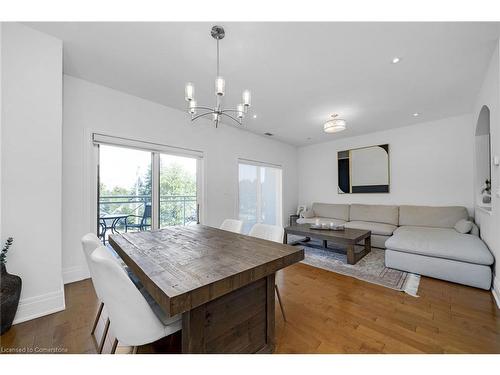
[323,114,347,133]
[184,25,252,128]
[413,112,420,117]
[392,57,401,64]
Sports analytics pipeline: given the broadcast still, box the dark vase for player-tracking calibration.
[1,263,22,335]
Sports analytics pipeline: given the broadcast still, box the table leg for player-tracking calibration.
[283,231,288,245]
[182,275,275,353]
[347,236,371,265]
[111,218,119,234]
[365,236,371,255]
[322,240,328,248]
[346,244,355,265]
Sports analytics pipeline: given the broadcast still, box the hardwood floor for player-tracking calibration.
[1,263,499,353]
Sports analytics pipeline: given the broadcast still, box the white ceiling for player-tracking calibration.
[26,22,500,146]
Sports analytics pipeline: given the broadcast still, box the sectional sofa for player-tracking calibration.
[297,203,494,289]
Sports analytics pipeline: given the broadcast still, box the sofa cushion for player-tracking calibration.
[296,217,346,226]
[311,203,350,221]
[385,226,493,265]
[344,220,397,236]
[349,204,399,225]
[398,205,468,228]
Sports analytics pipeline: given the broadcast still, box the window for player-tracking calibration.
[94,135,203,243]
[159,154,198,227]
[238,160,282,234]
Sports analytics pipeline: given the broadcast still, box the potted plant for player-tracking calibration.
[1,237,22,335]
[481,179,492,204]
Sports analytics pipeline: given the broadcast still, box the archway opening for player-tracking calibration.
[475,105,491,208]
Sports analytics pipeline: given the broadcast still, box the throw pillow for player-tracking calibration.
[454,219,473,234]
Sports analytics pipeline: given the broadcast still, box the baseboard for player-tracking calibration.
[62,265,89,284]
[13,287,66,325]
[492,276,500,309]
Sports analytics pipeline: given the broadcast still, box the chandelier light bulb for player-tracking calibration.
[215,76,225,96]
[185,82,194,102]
[242,90,251,107]
[189,100,197,114]
[237,104,244,119]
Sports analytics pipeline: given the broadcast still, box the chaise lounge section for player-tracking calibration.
[385,205,494,290]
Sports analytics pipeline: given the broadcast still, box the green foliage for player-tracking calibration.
[1,237,14,265]
[160,162,196,196]
[159,162,196,227]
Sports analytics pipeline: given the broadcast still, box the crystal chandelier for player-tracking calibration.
[184,25,252,128]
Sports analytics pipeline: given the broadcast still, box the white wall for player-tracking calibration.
[0,23,3,242]
[298,114,474,212]
[62,75,298,283]
[1,23,64,323]
[472,41,500,304]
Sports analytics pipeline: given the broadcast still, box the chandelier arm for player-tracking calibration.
[191,106,214,112]
[191,111,216,121]
[220,112,243,126]
[220,109,242,114]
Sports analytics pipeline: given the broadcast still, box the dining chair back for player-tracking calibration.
[220,219,243,234]
[81,233,112,349]
[81,233,104,297]
[248,223,287,322]
[248,223,284,243]
[90,245,181,347]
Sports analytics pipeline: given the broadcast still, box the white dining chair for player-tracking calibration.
[90,245,182,354]
[220,219,243,234]
[81,233,110,353]
[248,223,287,322]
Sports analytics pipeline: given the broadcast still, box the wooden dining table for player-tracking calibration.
[108,225,304,353]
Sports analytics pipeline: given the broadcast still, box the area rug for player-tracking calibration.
[294,238,420,296]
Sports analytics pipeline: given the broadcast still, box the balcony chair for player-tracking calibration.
[248,223,288,322]
[220,219,243,234]
[89,245,182,354]
[125,203,152,232]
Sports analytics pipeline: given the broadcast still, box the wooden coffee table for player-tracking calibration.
[284,224,371,265]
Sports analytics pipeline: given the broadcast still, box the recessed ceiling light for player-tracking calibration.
[392,57,401,64]
[253,114,257,119]
[413,112,420,117]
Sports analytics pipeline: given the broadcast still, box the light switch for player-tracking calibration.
[494,155,500,166]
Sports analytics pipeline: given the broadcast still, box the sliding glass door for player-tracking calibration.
[238,161,282,234]
[98,145,152,243]
[96,141,202,243]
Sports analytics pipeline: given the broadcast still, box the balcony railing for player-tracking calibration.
[99,194,197,238]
